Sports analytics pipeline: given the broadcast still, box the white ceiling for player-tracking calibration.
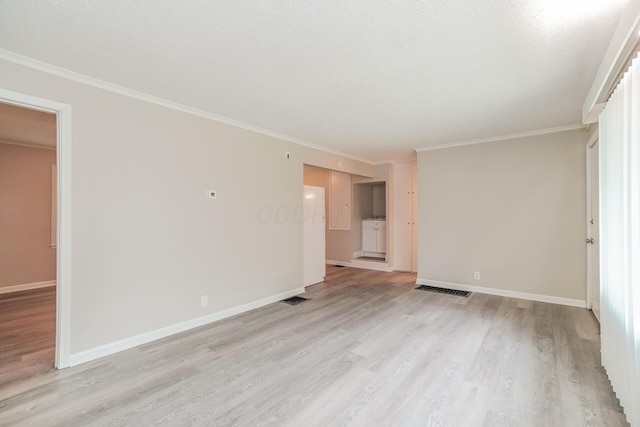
[0,101,56,148]
[0,1,628,162]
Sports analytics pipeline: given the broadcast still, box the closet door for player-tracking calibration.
[393,198,413,271]
[392,162,417,272]
[329,171,351,230]
[393,162,412,199]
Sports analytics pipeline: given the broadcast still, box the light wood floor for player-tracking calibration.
[0,267,628,426]
[0,287,55,387]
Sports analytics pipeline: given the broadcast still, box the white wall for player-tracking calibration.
[417,129,587,301]
[0,58,373,356]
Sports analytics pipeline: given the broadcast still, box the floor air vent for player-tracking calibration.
[281,296,308,305]
[416,285,471,297]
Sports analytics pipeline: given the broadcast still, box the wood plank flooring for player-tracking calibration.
[0,287,55,387]
[0,267,628,426]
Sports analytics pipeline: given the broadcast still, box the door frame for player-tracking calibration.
[303,185,326,286]
[0,88,72,368]
[585,131,599,312]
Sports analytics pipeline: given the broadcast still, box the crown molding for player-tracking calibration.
[414,123,586,152]
[0,49,375,165]
[371,153,417,165]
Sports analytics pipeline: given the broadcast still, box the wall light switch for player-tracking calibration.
[208,190,217,199]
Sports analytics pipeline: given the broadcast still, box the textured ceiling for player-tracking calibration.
[0,0,628,162]
[0,102,56,148]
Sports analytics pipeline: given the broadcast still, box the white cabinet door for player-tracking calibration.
[392,163,412,199]
[329,171,351,230]
[362,224,377,252]
[392,162,417,272]
[362,221,386,254]
[376,225,387,253]
[393,198,412,271]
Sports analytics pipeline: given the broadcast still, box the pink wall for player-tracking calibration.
[0,143,56,288]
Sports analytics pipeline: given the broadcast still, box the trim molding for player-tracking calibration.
[585,142,599,312]
[416,278,587,308]
[351,258,392,272]
[0,139,56,150]
[586,127,599,149]
[69,287,305,366]
[0,49,374,166]
[326,260,352,267]
[414,124,585,152]
[371,157,418,166]
[0,280,56,294]
[0,87,73,369]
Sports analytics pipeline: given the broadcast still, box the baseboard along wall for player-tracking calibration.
[415,278,586,308]
[326,260,352,267]
[69,287,306,366]
[0,280,56,294]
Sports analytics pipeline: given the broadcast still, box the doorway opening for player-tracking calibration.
[352,180,388,268]
[0,101,57,383]
[0,88,72,370]
[302,164,391,281]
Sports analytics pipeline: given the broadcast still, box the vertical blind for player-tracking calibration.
[599,51,640,425]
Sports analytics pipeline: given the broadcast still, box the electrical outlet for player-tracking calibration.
[200,295,208,307]
[474,271,480,280]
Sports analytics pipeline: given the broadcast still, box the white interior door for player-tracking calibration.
[588,141,600,322]
[303,185,325,286]
[393,198,412,271]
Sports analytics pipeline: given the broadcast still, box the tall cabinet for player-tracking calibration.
[392,162,417,272]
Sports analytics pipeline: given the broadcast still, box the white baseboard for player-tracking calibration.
[69,287,306,367]
[415,278,587,308]
[326,260,352,267]
[362,251,386,258]
[351,259,393,272]
[0,280,56,294]
[352,251,364,259]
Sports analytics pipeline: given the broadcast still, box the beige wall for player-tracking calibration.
[0,58,374,354]
[372,185,386,217]
[303,164,368,262]
[0,143,57,287]
[417,129,587,300]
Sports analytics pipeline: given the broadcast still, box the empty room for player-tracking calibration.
[1,1,639,426]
